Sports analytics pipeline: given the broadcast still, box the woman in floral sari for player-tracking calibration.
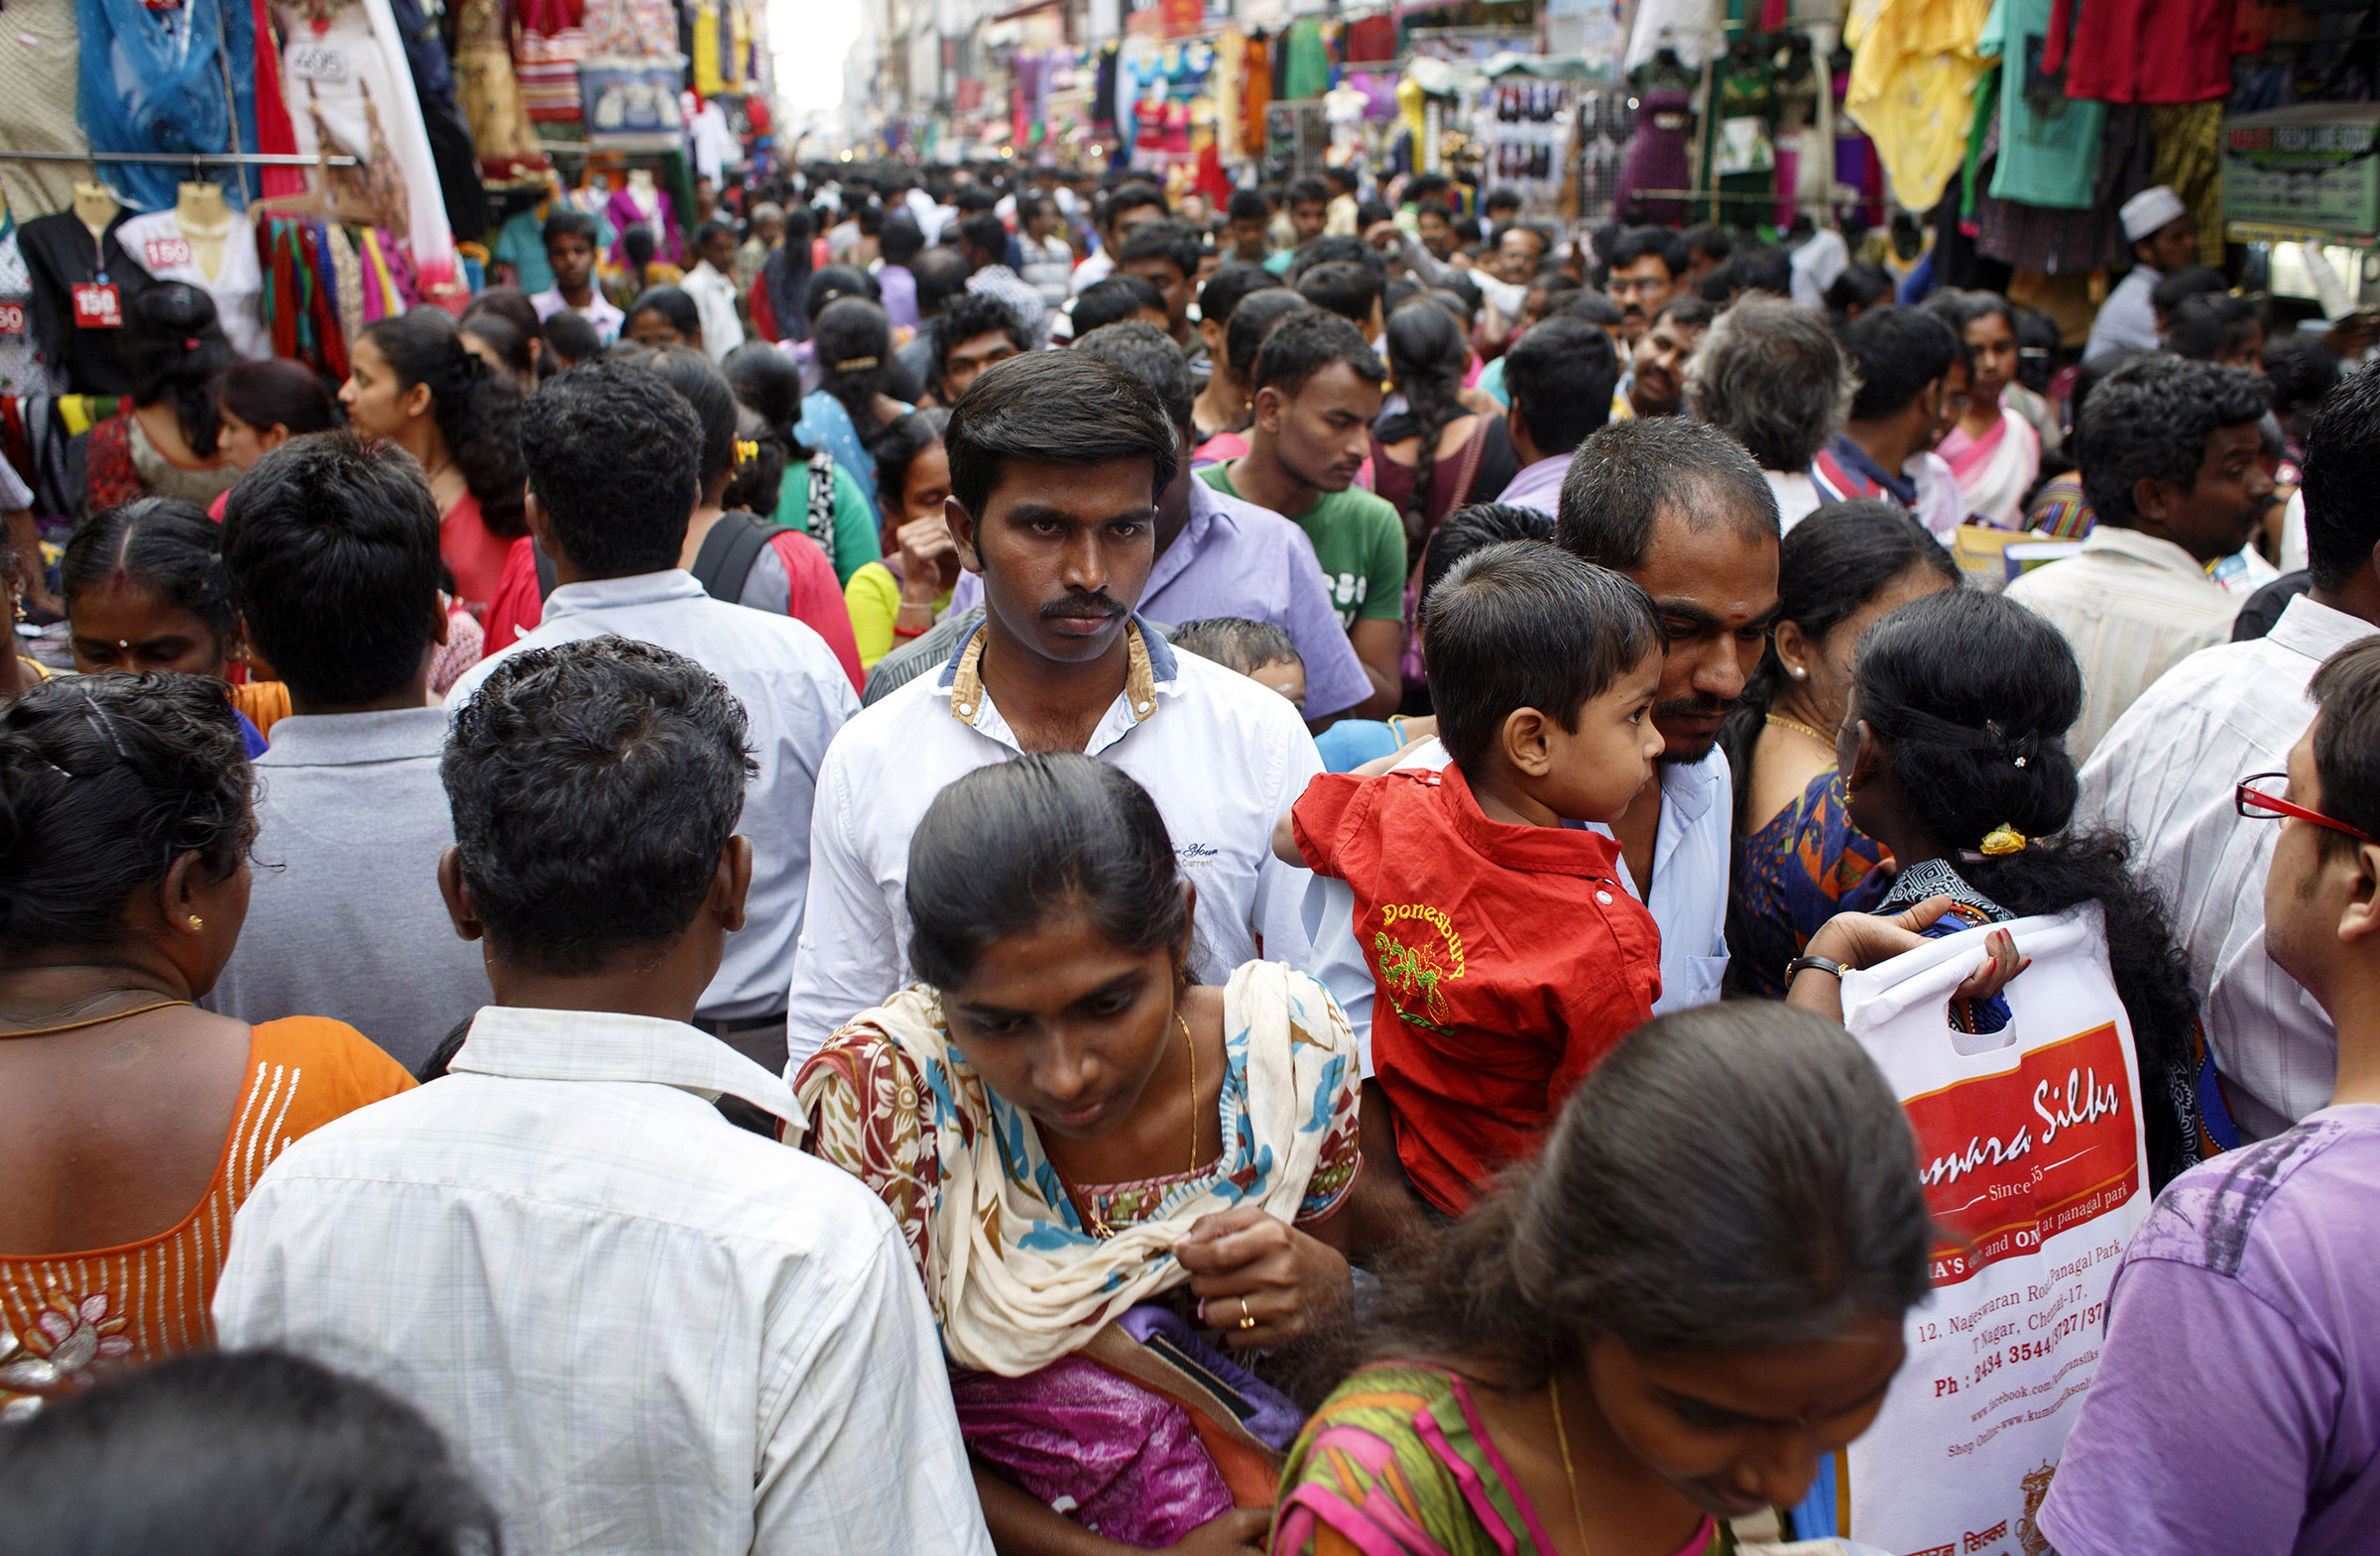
[794,753,1364,1554]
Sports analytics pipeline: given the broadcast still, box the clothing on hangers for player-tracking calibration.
[75,0,260,212]
[118,208,273,361]
[0,214,57,400]
[18,211,157,397]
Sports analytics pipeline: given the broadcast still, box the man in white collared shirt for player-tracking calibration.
[443,361,859,1076]
[2007,357,2274,761]
[2076,365,2380,1139]
[1374,418,1780,1023]
[786,350,1355,1067]
[680,217,747,363]
[215,638,989,1556]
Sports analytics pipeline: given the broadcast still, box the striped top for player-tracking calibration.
[1275,1360,1729,1556]
[0,1017,413,1419]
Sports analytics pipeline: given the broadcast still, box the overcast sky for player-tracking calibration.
[769,0,863,135]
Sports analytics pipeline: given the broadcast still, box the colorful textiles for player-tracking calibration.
[1726,767,1890,999]
[75,0,258,212]
[1844,0,1993,211]
[2150,101,2227,268]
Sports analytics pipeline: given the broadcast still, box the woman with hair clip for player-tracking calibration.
[723,340,883,585]
[1784,588,2228,1187]
[337,312,529,621]
[795,754,1364,1555]
[1276,1002,1935,1554]
[1721,501,1958,996]
[84,282,240,516]
[0,675,414,1419]
[795,297,911,519]
[642,344,862,690]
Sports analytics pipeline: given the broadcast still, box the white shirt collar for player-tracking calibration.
[2269,593,2378,661]
[542,568,710,617]
[2078,526,2216,582]
[450,1005,797,1126]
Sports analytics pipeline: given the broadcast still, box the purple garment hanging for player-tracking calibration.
[1614,89,1693,225]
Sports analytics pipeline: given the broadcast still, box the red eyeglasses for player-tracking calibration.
[2235,772,2376,844]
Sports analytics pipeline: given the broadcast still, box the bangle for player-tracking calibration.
[1784,954,1848,984]
[892,621,930,638]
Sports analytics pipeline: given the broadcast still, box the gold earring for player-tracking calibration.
[187,915,204,930]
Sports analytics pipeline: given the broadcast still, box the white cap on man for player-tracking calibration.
[2120,185,2188,244]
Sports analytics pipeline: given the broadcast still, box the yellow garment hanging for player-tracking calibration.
[692,1,724,99]
[1844,0,1992,212]
[726,0,750,91]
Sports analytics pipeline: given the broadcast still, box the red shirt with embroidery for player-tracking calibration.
[1292,763,1662,1215]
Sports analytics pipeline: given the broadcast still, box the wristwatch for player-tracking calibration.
[1783,954,1848,983]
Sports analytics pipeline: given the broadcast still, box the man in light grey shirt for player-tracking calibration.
[207,430,491,1074]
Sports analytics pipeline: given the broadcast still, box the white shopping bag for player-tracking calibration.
[1838,902,2149,1556]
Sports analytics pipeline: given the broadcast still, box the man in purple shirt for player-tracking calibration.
[948,322,1372,721]
[1493,316,1619,517]
[2041,635,2380,1556]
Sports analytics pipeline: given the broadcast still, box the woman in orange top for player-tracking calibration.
[338,313,529,622]
[0,674,415,1420]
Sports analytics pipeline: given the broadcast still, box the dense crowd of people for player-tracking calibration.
[5,158,2380,1556]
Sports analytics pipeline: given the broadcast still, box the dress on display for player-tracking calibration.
[117,210,273,362]
[18,211,157,397]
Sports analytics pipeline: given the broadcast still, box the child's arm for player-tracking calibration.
[1272,805,1306,866]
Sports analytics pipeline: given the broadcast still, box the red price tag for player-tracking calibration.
[0,302,23,336]
[144,236,192,270]
[71,282,123,329]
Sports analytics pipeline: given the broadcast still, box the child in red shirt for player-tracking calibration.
[1275,541,1667,1215]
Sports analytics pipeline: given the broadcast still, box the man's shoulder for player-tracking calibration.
[1161,646,1316,753]
[2129,1108,2380,1285]
[825,661,960,772]
[1312,485,1403,532]
[2090,636,2291,753]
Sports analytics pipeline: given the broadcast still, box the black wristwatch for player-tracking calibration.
[1784,954,1848,984]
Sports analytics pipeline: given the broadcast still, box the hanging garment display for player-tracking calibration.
[1613,88,1694,225]
[0,215,56,399]
[1625,0,1715,74]
[18,211,158,396]
[1484,79,1575,211]
[1844,0,1993,211]
[1703,42,1775,223]
[451,0,552,186]
[76,0,261,212]
[517,0,591,122]
[1973,99,2151,274]
[1771,41,1827,229]
[1978,0,2102,209]
[117,208,273,361]
[582,0,676,57]
[280,0,461,304]
[1574,88,1631,223]
[2149,100,2227,266]
[604,180,679,264]
[2044,0,2237,105]
[1282,17,1331,100]
[389,0,491,241]
[0,0,91,222]
[689,99,741,183]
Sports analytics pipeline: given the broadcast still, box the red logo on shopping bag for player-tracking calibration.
[1903,1022,2138,1288]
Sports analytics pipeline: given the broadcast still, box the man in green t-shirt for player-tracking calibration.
[1200,308,1405,719]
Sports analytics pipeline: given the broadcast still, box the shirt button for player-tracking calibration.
[1597,891,1612,904]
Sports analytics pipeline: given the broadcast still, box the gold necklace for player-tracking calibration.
[0,998,191,1039]
[1765,712,1835,748]
[1180,1008,1198,1177]
[1549,1374,1593,1556]
[1048,1006,1201,1238]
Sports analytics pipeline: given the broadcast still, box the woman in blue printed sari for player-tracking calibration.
[1722,501,1957,997]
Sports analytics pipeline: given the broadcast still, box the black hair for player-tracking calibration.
[955,188,998,217]
[1548,290,1623,329]
[905,753,1190,991]
[1431,280,1482,325]
[1118,219,1205,285]
[2013,307,2061,393]
[1609,225,1684,278]
[517,360,704,575]
[1920,288,2019,347]
[1198,262,1275,331]
[358,313,530,539]
[1651,293,1716,332]
[722,338,805,431]
[1522,274,1583,319]
[1716,499,1956,824]
[1359,1003,1930,1380]
[2148,265,2228,316]
[957,210,1010,263]
[1503,316,1619,459]
[1287,234,1388,289]
[880,213,926,266]
[1285,176,1330,208]
[944,350,1177,518]
[874,407,952,519]
[1852,589,2201,1188]
[1417,504,1556,632]
[0,1349,501,1556]
[542,208,599,250]
[0,671,254,957]
[804,264,880,321]
[1824,261,1894,317]
[214,358,338,439]
[1482,186,1522,214]
[720,402,784,516]
[1072,274,1167,337]
[1380,297,1473,546]
[1843,304,1962,420]
[220,430,442,706]
[461,285,540,341]
[2309,637,2380,855]
[1557,418,1781,569]
[1173,616,1299,674]
[1680,222,1732,263]
[933,292,1030,394]
[620,224,657,275]
[2264,333,2343,421]
[694,216,736,253]
[2075,357,2269,530]
[1706,246,1793,300]
[2161,292,2265,362]
[1684,298,1854,472]
[1226,188,1270,224]
[1295,260,1382,330]
[442,636,755,973]
[540,308,600,367]
[62,497,240,649]
[1100,181,1169,232]
[459,310,536,380]
[627,285,704,344]
[1425,541,1664,772]
[128,282,236,457]
[1224,290,1311,383]
[1355,197,1395,231]
[2300,361,2380,592]
[1252,307,1384,399]
[640,343,741,485]
[812,297,899,451]
[1073,318,1196,434]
